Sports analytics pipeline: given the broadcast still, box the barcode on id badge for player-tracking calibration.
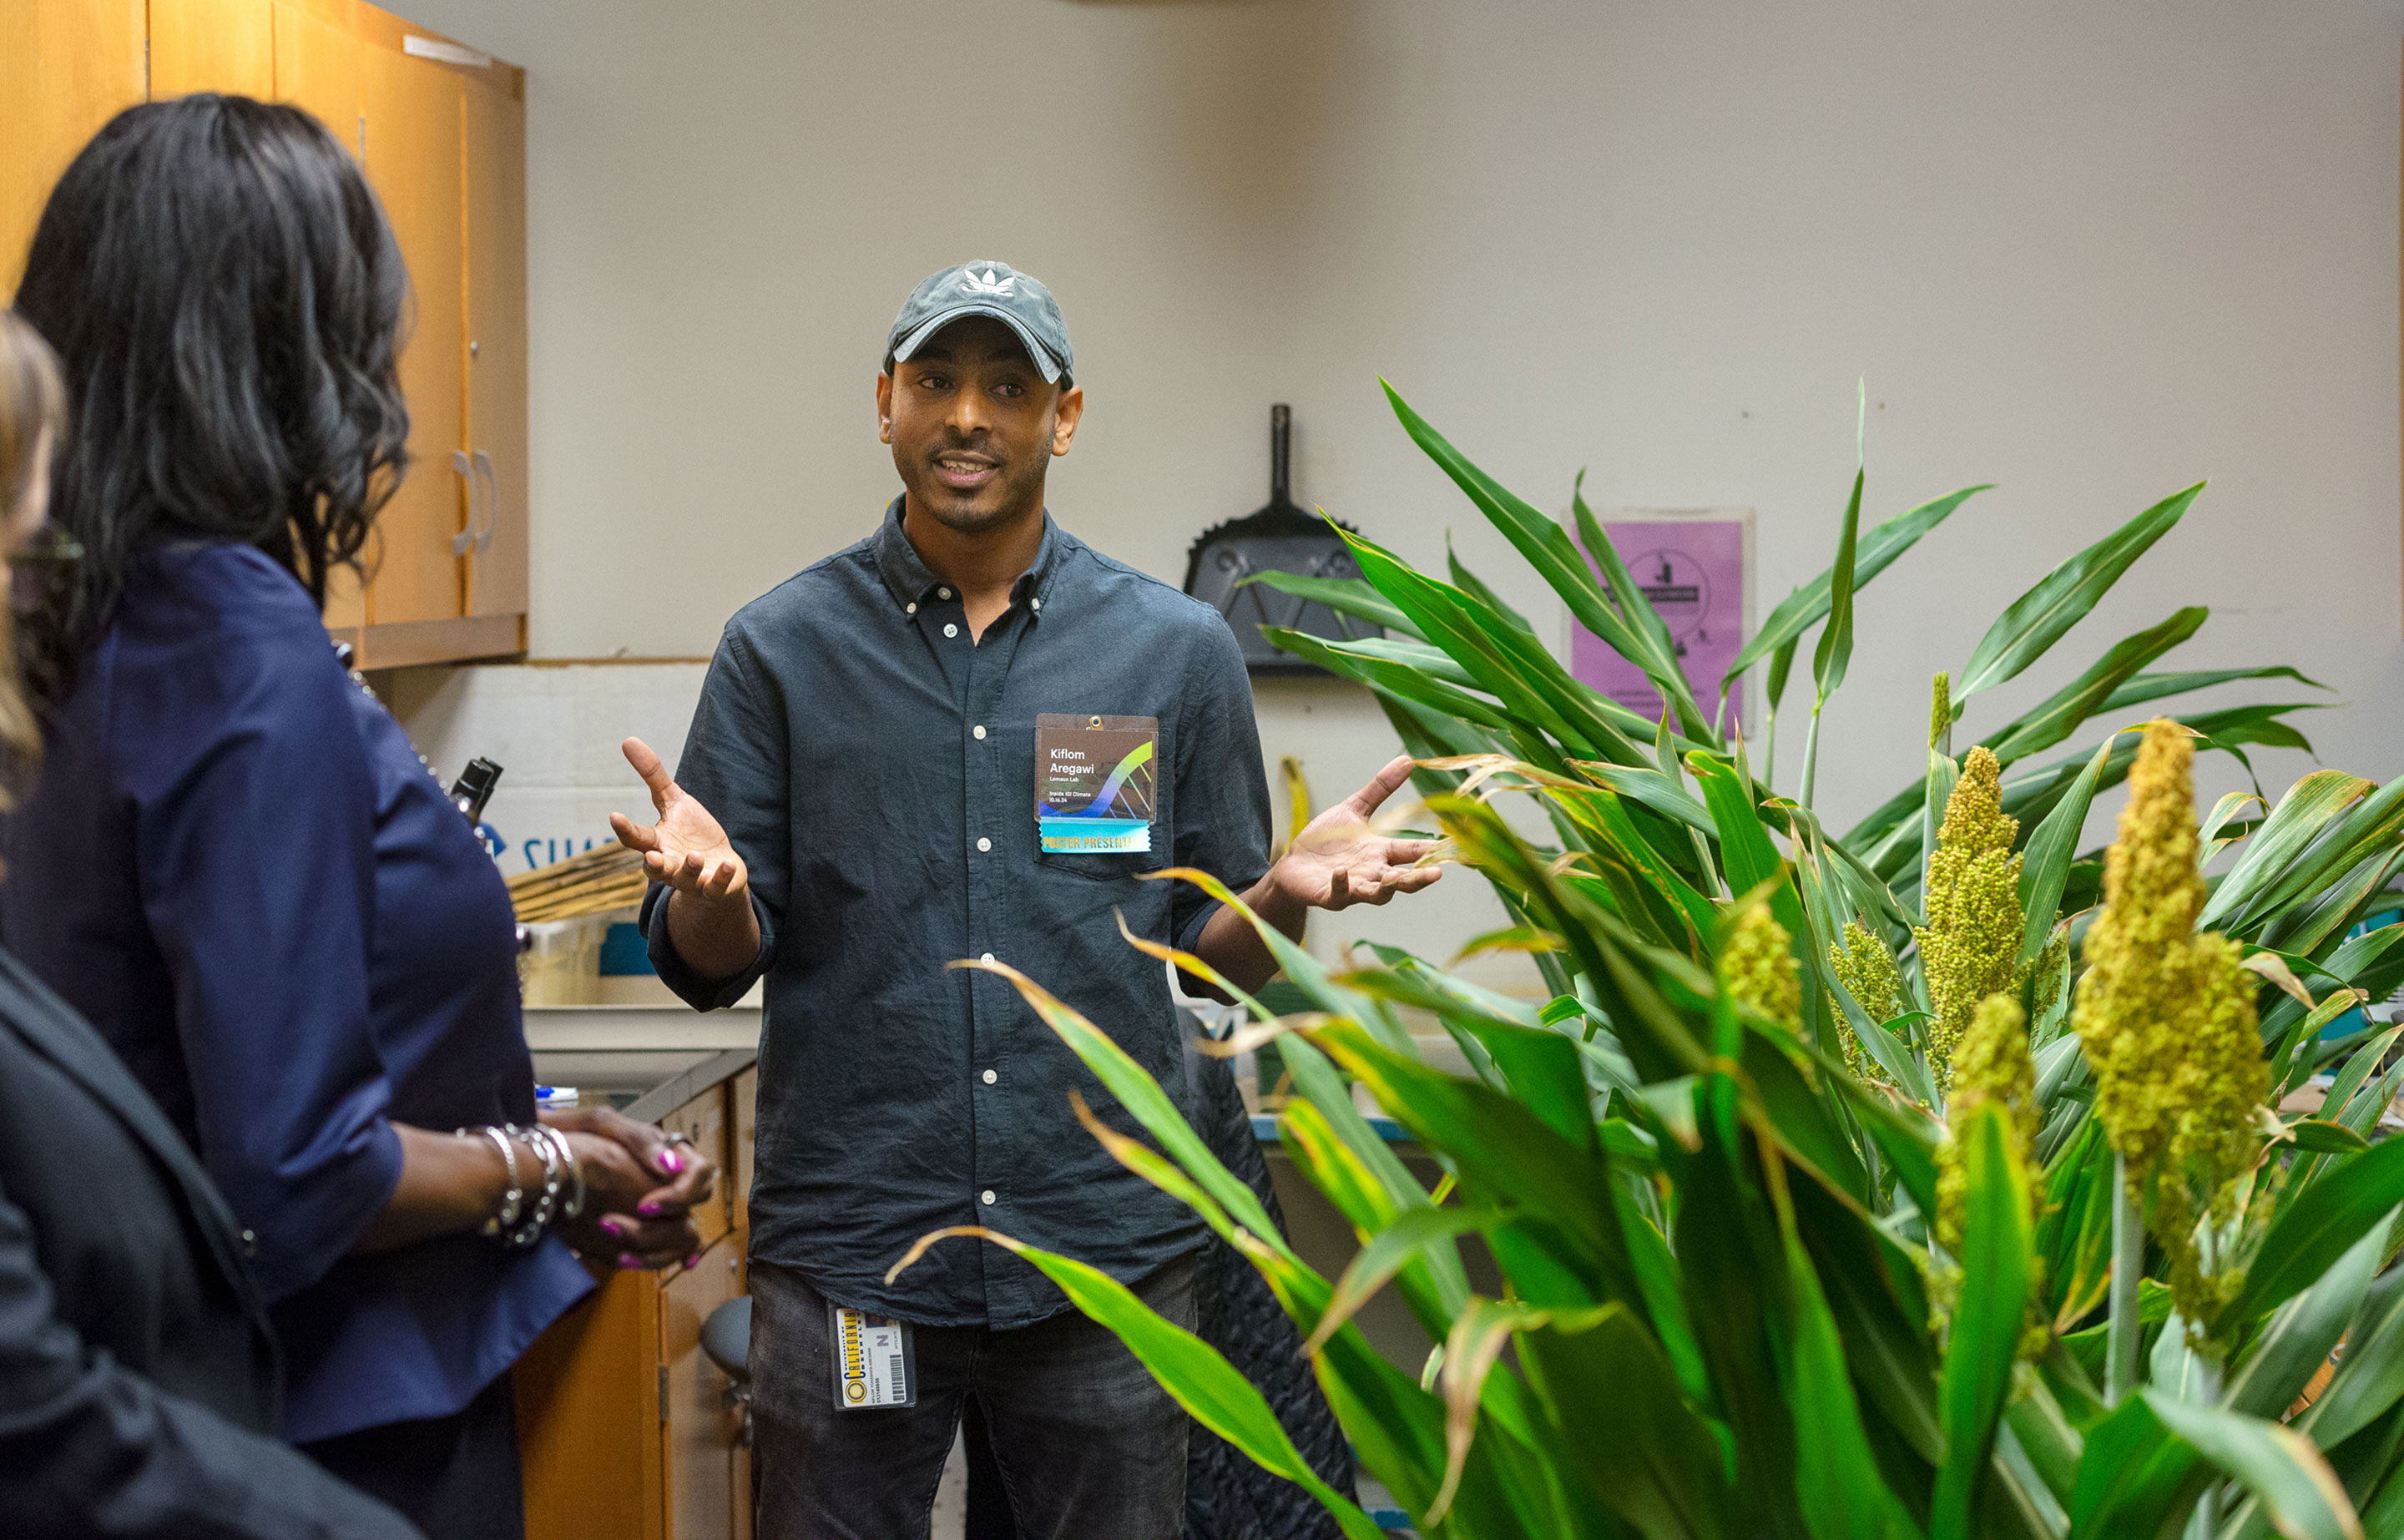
[832,1305,912,1409]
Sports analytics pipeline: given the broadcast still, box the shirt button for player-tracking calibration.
[972,725,987,740]
[980,952,996,965]
[944,623,959,639]
[982,1069,997,1085]
[980,1189,997,1206]
[977,836,992,852]
[938,587,953,600]
[907,602,917,615]
[1031,598,1043,611]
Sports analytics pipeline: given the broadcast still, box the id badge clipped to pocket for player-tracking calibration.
[830,1303,917,1411]
[1036,713,1161,854]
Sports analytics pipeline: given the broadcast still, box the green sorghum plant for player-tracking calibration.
[1915,746,2023,1091]
[2072,720,2266,1332]
[1827,920,1901,1083]
[1929,670,1952,750]
[1722,901,1802,1033]
[1936,992,2048,1353]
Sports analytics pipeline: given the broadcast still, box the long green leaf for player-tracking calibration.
[2221,1217,2386,1420]
[2098,665,2330,715]
[2016,731,2124,964]
[1518,1305,1738,1539]
[1725,483,1990,687]
[2203,770,2377,931]
[1813,466,1865,703]
[1979,607,2207,765]
[2299,1264,2404,1450]
[1244,571,1418,639]
[1572,474,1705,738]
[963,958,1297,1262]
[1305,1205,1503,1355]
[2142,1392,2363,1540]
[1381,381,1710,741]
[1775,1185,1919,1540]
[1932,1101,2036,1540]
[1260,628,1518,734]
[1954,484,2200,704]
[2230,1138,2404,1325]
[896,1227,1388,1540]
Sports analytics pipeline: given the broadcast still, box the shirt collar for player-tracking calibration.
[872,497,1066,620]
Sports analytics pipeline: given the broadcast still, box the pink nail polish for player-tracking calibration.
[599,1218,624,1238]
[638,1201,660,1216]
[619,1253,641,1270]
[685,1253,701,1269]
[660,1151,684,1174]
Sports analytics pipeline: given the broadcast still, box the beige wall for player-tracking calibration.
[395,0,2404,967]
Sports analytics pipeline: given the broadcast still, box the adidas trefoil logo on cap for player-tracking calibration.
[962,265,1014,297]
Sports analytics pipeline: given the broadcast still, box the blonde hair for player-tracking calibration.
[0,311,61,522]
[0,311,58,770]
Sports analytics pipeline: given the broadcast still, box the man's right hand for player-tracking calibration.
[611,736,762,982]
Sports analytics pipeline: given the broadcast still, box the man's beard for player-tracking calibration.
[917,452,1046,533]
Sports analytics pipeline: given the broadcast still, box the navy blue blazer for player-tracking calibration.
[0,942,420,1537]
[1,542,589,1442]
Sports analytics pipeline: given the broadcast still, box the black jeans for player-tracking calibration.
[750,1253,1196,1540]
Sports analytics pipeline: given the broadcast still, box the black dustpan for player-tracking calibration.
[1181,405,1381,675]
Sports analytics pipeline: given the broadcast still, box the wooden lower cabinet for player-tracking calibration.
[519,1075,755,1540]
[664,1245,745,1540]
[515,1262,668,1540]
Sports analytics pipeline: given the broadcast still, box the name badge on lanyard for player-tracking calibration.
[831,1304,917,1410]
[1036,714,1160,855]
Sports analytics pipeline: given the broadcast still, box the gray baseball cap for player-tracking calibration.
[885,260,1073,385]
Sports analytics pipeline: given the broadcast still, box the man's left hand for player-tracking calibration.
[1265,755,1443,911]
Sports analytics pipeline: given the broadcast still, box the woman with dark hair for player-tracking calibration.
[0,308,419,1539]
[4,95,715,1537]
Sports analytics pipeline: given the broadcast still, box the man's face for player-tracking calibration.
[877,316,1083,534]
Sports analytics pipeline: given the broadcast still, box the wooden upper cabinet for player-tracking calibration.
[464,68,528,619]
[0,0,526,664]
[359,23,466,629]
[149,0,275,100]
[0,0,147,296]
[273,0,368,629]
[273,0,364,159]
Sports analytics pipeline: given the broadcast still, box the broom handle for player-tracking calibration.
[1271,404,1291,505]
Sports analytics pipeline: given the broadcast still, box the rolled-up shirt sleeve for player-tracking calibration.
[644,619,789,1011]
[1171,616,1273,957]
[127,637,402,1303]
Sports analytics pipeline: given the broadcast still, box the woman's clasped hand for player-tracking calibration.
[539,1105,719,1269]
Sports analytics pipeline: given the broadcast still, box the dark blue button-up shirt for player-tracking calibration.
[645,501,1271,1327]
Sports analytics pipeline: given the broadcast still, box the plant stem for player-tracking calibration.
[1763,704,1780,794]
[1799,700,1826,811]
[2187,1356,2224,1539]
[2107,1154,2144,1405]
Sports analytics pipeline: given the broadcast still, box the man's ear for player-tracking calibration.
[875,371,895,443]
[1051,383,1084,457]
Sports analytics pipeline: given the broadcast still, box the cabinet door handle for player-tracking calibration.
[472,450,500,555]
[451,450,477,556]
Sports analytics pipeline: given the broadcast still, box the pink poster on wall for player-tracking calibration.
[1570,512,1751,736]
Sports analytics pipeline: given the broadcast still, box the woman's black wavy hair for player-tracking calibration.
[13,93,410,709]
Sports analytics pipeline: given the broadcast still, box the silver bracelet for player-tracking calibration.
[529,1123,585,1219]
[461,1125,523,1237]
[504,1124,563,1250]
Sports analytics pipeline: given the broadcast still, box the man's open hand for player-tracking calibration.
[1265,755,1442,911]
[610,737,750,905]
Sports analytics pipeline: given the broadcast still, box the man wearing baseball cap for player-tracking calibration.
[612,261,1439,1536]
